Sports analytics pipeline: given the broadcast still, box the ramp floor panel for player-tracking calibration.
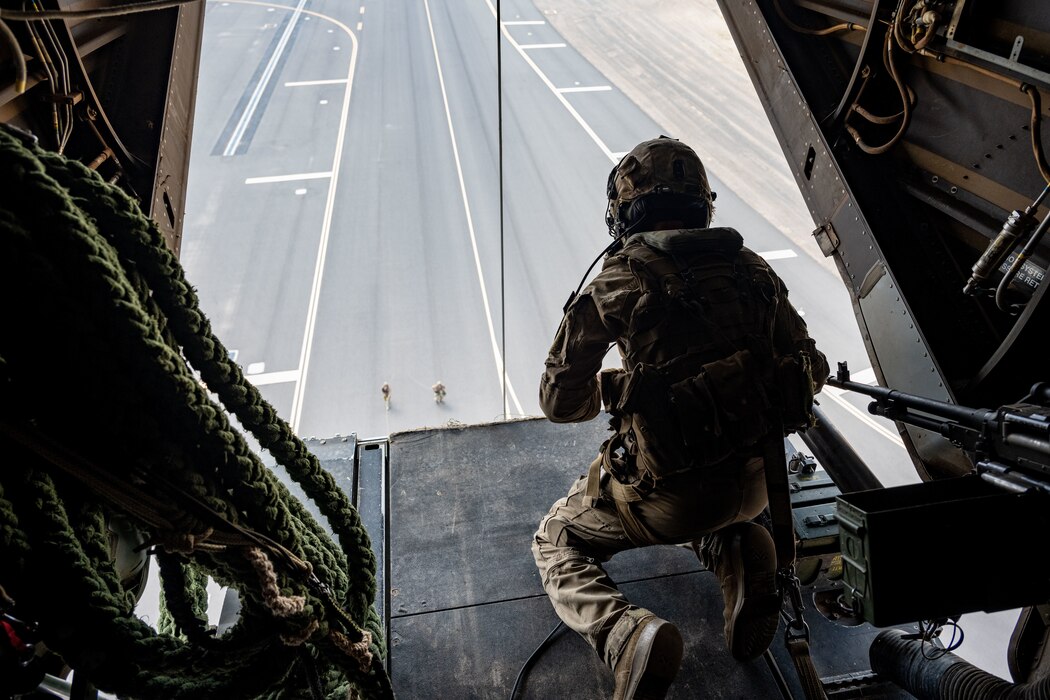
[299,417,911,698]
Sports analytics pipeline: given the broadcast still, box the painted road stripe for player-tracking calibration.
[424,0,525,418]
[518,43,566,49]
[759,249,797,260]
[247,369,301,386]
[823,386,904,445]
[850,366,878,384]
[284,78,348,86]
[502,20,546,25]
[244,171,332,184]
[557,85,612,93]
[483,0,617,162]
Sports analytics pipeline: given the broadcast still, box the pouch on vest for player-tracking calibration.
[775,350,817,432]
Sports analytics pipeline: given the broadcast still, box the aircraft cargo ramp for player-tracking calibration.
[294,417,913,699]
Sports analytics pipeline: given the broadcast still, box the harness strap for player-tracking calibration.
[584,439,661,546]
[762,431,796,566]
[764,425,830,699]
[787,637,829,700]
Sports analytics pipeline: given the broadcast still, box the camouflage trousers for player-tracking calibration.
[531,456,766,669]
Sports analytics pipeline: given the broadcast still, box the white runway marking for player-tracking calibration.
[424,0,525,418]
[284,78,348,86]
[248,369,301,386]
[518,43,566,49]
[822,387,904,445]
[227,0,360,432]
[850,367,878,384]
[758,249,797,260]
[244,171,332,184]
[557,85,611,93]
[483,0,618,162]
[222,0,308,156]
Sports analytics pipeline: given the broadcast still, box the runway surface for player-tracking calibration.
[183,0,889,448]
[179,0,1015,679]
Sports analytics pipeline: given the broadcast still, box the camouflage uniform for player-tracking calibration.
[532,225,828,671]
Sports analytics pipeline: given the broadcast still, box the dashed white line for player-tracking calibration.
[423,0,524,418]
[557,85,612,93]
[518,43,566,49]
[758,249,798,260]
[357,21,362,30]
[849,366,878,384]
[284,78,348,86]
[247,369,301,386]
[244,171,332,184]
[359,5,364,13]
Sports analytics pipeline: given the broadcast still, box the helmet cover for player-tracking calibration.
[608,137,712,210]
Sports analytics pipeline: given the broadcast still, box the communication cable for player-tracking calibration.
[508,621,565,700]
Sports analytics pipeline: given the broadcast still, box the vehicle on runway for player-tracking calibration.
[0,1,1048,699]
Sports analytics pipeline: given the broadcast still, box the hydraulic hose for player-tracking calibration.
[870,629,1050,699]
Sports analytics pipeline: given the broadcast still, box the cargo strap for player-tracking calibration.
[763,432,828,700]
[787,637,827,699]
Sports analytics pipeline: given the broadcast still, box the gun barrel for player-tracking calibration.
[826,377,996,428]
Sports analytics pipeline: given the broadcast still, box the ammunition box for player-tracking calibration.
[837,475,1050,627]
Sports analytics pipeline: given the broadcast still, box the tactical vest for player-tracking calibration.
[597,237,816,487]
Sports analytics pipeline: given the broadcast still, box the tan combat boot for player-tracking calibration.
[712,522,781,661]
[612,615,683,700]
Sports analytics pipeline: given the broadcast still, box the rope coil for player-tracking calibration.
[0,125,392,699]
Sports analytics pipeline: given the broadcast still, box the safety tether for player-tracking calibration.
[0,125,393,699]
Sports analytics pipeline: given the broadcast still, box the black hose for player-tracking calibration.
[508,621,565,700]
[870,628,1050,699]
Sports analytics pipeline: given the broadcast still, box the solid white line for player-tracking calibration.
[244,171,332,184]
[557,85,612,93]
[284,78,348,86]
[284,11,359,431]
[518,43,566,49]
[248,369,301,386]
[758,249,798,260]
[482,0,617,163]
[223,0,308,156]
[423,0,524,418]
[822,386,904,445]
[502,20,545,25]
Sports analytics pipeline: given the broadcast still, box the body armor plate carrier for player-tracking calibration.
[597,231,816,492]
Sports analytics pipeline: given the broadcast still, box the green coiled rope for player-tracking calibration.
[0,125,393,699]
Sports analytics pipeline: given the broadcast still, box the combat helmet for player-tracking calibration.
[606,136,716,238]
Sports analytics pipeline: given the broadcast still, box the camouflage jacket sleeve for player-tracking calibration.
[539,257,637,423]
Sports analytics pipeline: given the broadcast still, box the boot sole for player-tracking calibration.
[621,620,683,699]
[726,530,780,661]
